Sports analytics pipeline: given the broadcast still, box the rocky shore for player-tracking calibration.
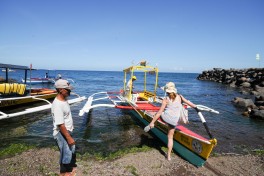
[197,68,264,120]
[0,147,263,176]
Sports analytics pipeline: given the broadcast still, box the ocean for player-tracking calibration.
[0,69,263,156]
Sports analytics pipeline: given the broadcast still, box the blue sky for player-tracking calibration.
[0,0,263,73]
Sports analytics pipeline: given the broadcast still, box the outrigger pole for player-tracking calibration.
[196,105,219,139]
[29,64,32,94]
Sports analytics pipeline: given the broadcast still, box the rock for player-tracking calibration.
[240,82,251,88]
[254,85,264,93]
[230,81,236,88]
[259,106,264,110]
[250,109,264,120]
[239,77,247,82]
[197,68,264,120]
[232,97,255,108]
[255,101,264,106]
[255,94,264,101]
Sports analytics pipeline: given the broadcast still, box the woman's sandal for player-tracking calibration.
[144,124,154,132]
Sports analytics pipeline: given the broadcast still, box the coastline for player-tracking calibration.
[0,147,263,176]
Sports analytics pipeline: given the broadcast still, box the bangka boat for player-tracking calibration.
[0,63,86,120]
[21,75,74,85]
[79,61,219,167]
[21,77,55,84]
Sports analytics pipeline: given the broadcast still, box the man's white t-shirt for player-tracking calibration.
[126,79,132,91]
[52,97,73,136]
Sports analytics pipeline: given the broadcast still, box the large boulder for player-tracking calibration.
[250,109,264,120]
[240,82,251,88]
[232,97,256,108]
[254,85,264,93]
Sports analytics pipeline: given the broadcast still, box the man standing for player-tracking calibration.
[52,79,77,176]
[126,75,137,92]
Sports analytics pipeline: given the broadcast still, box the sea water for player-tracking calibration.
[0,70,263,156]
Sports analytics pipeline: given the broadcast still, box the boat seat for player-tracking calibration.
[138,91,155,102]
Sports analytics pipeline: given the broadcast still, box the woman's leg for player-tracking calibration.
[167,127,175,160]
[149,113,160,127]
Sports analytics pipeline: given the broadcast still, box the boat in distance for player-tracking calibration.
[79,61,219,167]
[21,77,55,84]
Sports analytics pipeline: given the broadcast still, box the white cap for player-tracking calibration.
[54,79,73,90]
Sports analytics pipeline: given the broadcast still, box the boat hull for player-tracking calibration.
[21,78,54,84]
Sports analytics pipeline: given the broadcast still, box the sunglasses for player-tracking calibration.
[167,92,174,95]
[64,89,71,92]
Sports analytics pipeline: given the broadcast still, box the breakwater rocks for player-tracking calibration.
[197,68,264,120]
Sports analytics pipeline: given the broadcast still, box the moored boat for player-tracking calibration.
[21,77,55,84]
[0,63,86,120]
[79,61,219,167]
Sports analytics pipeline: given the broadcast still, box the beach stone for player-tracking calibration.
[259,106,264,110]
[239,77,247,82]
[232,97,255,108]
[251,90,261,96]
[230,81,236,88]
[240,82,251,88]
[254,85,264,93]
[255,94,264,101]
[250,109,264,120]
[255,101,264,106]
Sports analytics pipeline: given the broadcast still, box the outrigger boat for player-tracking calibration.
[21,74,74,85]
[79,62,219,167]
[21,77,55,84]
[0,63,86,120]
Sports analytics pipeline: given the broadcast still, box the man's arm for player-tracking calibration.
[58,124,75,145]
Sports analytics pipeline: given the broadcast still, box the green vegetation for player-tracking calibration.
[252,149,264,155]
[79,145,152,161]
[125,165,138,176]
[211,152,220,157]
[0,143,35,158]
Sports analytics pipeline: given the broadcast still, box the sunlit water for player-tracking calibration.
[0,70,263,156]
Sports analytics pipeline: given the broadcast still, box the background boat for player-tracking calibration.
[21,77,55,84]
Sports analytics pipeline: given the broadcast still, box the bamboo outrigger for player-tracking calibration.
[79,61,218,167]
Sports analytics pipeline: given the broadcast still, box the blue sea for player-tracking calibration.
[0,70,263,156]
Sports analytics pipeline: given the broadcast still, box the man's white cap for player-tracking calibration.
[54,79,73,90]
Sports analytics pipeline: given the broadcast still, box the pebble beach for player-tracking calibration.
[0,147,263,176]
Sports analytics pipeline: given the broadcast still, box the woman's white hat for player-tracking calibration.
[165,82,177,93]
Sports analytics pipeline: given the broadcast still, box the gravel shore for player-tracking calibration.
[0,147,263,176]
